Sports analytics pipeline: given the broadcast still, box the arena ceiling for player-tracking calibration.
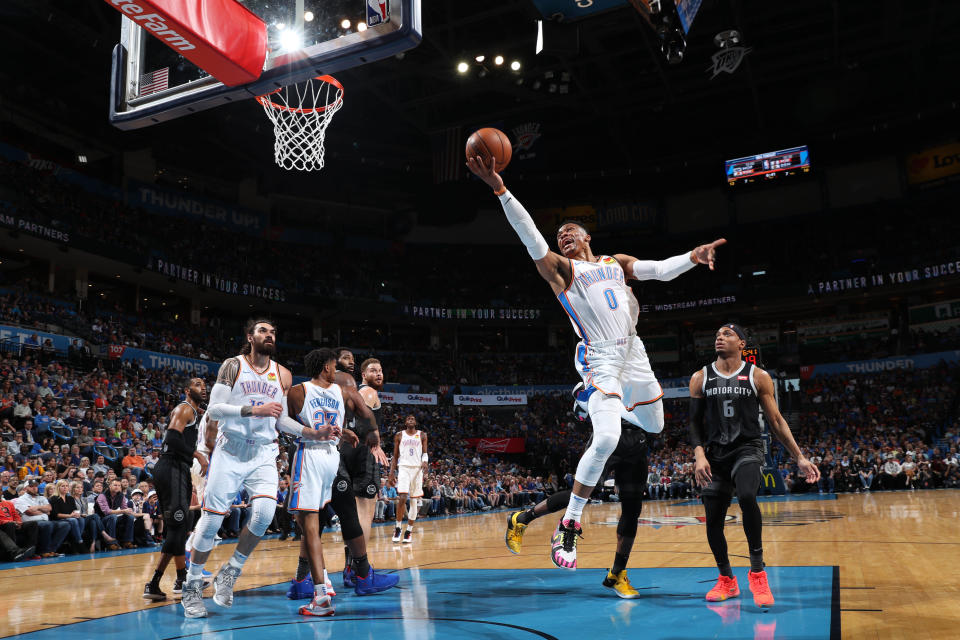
[1,0,958,211]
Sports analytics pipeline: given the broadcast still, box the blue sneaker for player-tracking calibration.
[353,566,399,596]
[342,566,356,589]
[286,574,315,600]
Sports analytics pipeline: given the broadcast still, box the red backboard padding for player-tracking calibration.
[106,0,267,87]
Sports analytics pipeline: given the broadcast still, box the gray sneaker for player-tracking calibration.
[180,579,207,618]
[213,564,242,608]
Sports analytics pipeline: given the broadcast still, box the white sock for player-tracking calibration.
[323,569,329,585]
[228,550,248,571]
[187,562,205,582]
[316,583,328,598]
[563,494,588,524]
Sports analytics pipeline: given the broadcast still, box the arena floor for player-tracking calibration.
[3,490,958,640]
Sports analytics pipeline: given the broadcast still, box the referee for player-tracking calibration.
[144,378,208,601]
[688,324,819,608]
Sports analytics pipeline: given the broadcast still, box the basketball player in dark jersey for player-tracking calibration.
[689,324,819,608]
[503,424,649,598]
[355,358,387,542]
[144,377,208,600]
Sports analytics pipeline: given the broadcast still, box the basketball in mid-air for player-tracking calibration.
[465,127,512,171]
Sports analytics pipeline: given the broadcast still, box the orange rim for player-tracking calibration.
[255,75,344,114]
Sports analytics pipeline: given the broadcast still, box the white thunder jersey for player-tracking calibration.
[557,255,639,344]
[221,355,284,444]
[398,430,423,467]
[297,381,345,446]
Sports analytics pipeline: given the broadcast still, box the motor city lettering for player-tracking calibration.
[705,386,753,397]
[110,1,196,51]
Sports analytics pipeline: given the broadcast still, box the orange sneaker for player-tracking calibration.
[705,575,740,601]
[748,570,775,608]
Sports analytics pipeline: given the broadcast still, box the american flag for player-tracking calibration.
[138,68,169,97]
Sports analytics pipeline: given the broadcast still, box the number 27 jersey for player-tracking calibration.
[557,256,639,344]
[297,381,345,447]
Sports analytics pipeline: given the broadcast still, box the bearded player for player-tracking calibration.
[356,358,388,543]
[689,324,819,608]
[468,156,725,570]
[180,319,334,618]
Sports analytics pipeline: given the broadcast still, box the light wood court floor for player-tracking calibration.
[1,490,957,639]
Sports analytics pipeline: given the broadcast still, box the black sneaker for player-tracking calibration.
[143,582,167,601]
[391,526,402,543]
[13,546,35,562]
[402,529,413,544]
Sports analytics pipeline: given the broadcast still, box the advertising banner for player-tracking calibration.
[453,394,528,406]
[799,350,960,379]
[906,142,960,187]
[0,325,81,351]
[379,392,438,406]
[127,178,268,236]
[464,438,526,453]
[110,345,216,376]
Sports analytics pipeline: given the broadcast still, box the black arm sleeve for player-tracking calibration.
[689,397,706,448]
[162,429,193,459]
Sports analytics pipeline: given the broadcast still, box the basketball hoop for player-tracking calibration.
[256,75,344,171]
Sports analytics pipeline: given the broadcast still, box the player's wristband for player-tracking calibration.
[493,185,507,196]
[421,453,429,463]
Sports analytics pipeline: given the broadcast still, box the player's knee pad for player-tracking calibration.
[576,394,621,486]
[246,497,277,537]
[616,495,643,539]
[627,399,665,434]
[192,511,224,553]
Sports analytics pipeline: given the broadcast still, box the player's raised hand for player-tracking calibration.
[466,155,505,193]
[691,238,727,270]
[252,402,283,418]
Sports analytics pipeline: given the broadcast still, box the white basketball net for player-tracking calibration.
[256,75,344,172]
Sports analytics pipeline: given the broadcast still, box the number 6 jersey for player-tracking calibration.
[701,361,762,448]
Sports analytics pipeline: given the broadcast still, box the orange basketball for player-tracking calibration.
[465,127,512,171]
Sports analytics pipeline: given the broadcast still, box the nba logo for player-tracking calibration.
[367,0,389,26]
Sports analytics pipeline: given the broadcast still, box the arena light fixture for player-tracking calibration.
[457,61,469,73]
[357,22,367,32]
[510,60,521,71]
[340,18,351,29]
[475,55,485,62]
[494,55,504,66]
[304,11,314,22]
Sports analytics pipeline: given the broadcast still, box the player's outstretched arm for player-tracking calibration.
[755,368,820,484]
[466,155,568,293]
[614,238,727,282]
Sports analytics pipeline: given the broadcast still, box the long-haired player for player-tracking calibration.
[468,155,724,572]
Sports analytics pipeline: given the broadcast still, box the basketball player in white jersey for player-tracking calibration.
[286,348,383,615]
[180,319,333,618]
[388,414,428,544]
[468,156,726,570]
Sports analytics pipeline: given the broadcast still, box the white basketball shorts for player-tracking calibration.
[573,335,663,410]
[201,436,279,515]
[289,442,340,512]
[396,465,424,498]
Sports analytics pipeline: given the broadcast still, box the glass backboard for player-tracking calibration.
[110,0,421,129]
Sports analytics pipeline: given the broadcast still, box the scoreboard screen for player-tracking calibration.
[742,346,761,367]
[725,145,810,186]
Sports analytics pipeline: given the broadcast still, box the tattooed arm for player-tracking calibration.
[207,357,282,421]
